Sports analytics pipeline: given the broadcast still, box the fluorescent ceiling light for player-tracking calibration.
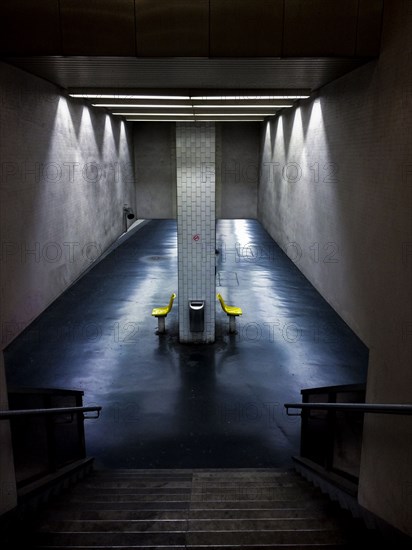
[195,113,275,117]
[92,104,192,108]
[125,119,265,122]
[71,93,309,100]
[92,104,285,109]
[193,105,288,109]
[112,112,194,116]
[116,112,274,117]
[190,95,310,100]
[70,94,190,99]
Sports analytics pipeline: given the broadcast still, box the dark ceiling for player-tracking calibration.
[0,1,383,93]
[2,57,371,91]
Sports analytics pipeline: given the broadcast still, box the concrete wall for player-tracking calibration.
[216,122,260,219]
[134,122,260,220]
[134,123,176,219]
[0,62,135,349]
[258,0,412,535]
[176,122,216,343]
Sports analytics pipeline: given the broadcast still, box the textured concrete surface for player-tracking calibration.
[134,123,177,219]
[258,1,412,535]
[12,469,381,548]
[0,61,135,349]
[4,220,368,470]
[133,122,260,220]
[216,122,260,219]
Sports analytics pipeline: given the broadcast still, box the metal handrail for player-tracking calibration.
[284,403,412,416]
[0,405,102,420]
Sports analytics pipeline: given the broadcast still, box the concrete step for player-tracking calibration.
[185,529,347,545]
[35,529,346,546]
[76,481,193,489]
[70,486,193,495]
[36,518,340,533]
[38,507,330,521]
[35,532,187,546]
[46,500,191,511]
[22,468,372,549]
[91,474,193,481]
[190,487,321,499]
[189,499,327,510]
[85,479,305,488]
[189,508,334,520]
[65,489,317,500]
[35,546,349,550]
[36,519,188,533]
[46,497,328,511]
[62,494,193,502]
[92,471,296,476]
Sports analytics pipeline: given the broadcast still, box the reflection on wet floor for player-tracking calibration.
[4,220,368,468]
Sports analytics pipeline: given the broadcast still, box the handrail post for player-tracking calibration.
[76,393,86,459]
[325,396,336,471]
[45,395,57,473]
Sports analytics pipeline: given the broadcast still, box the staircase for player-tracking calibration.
[18,468,378,549]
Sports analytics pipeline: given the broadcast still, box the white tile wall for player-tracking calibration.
[176,123,216,343]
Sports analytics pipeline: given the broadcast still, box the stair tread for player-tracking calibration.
[33,547,349,550]
[14,467,378,549]
[36,518,341,533]
[34,528,347,545]
[38,508,329,520]
[44,499,332,511]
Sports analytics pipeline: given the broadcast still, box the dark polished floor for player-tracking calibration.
[4,220,368,469]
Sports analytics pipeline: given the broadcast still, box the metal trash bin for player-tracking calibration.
[189,300,205,332]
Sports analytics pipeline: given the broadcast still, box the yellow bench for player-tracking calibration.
[152,293,176,333]
[217,293,242,334]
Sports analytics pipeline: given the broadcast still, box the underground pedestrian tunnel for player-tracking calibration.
[1,1,411,541]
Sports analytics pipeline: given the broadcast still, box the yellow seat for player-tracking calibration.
[152,293,176,317]
[152,293,176,333]
[217,293,242,316]
[217,293,242,334]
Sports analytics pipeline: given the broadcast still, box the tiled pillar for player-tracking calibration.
[176,122,216,343]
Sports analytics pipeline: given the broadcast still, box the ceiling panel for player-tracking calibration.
[60,0,136,56]
[0,0,384,59]
[356,0,384,56]
[0,0,60,55]
[284,0,358,56]
[210,0,283,57]
[4,57,369,91]
[135,0,209,56]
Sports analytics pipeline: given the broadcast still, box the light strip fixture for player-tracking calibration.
[191,95,310,100]
[70,94,191,99]
[69,91,311,121]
